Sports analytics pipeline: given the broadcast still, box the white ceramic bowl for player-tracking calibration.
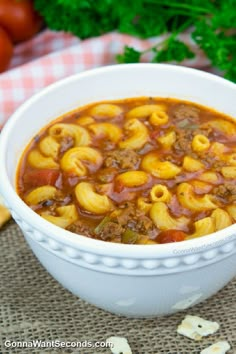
[0,64,236,318]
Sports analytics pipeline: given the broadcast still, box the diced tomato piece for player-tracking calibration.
[150,130,161,139]
[114,181,125,193]
[156,230,186,244]
[23,169,60,188]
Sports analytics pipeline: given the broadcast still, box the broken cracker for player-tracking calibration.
[200,341,231,354]
[106,336,132,354]
[0,194,11,228]
[177,315,220,341]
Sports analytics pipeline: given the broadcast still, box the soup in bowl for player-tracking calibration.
[0,64,235,317]
[16,97,236,245]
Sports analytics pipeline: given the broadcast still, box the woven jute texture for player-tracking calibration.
[0,220,235,354]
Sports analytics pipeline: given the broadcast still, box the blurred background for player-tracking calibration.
[0,0,235,126]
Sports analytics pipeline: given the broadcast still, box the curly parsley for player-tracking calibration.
[34,0,236,82]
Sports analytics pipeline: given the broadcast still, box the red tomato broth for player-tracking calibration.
[16,97,236,244]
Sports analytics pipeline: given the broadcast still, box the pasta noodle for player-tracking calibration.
[202,119,236,136]
[183,156,204,172]
[25,186,57,205]
[141,152,181,179]
[191,134,210,153]
[49,123,91,146]
[137,197,152,214]
[60,146,103,176]
[88,122,122,143]
[157,131,176,149]
[211,208,232,231]
[150,202,189,230]
[177,183,218,212]
[119,119,149,149]
[116,171,149,187]
[41,205,78,228]
[221,166,236,179]
[125,104,166,120]
[149,110,169,126]
[39,136,60,159]
[28,150,59,169]
[187,217,215,239]
[150,184,171,202]
[75,182,113,214]
[89,104,123,119]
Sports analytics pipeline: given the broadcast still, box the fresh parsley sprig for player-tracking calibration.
[34,0,236,82]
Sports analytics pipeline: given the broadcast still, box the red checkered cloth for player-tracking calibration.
[0,29,212,129]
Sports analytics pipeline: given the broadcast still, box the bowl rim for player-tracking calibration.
[0,63,236,258]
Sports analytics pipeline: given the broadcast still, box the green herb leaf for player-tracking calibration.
[117,46,142,63]
[152,39,195,63]
[34,0,236,82]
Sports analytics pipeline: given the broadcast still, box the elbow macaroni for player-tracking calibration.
[211,208,232,231]
[198,171,218,183]
[183,156,204,172]
[157,131,176,149]
[39,136,60,160]
[28,150,59,169]
[202,119,236,136]
[41,205,78,228]
[116,171,149,187]
[150,184,171,202]
[125,104,166,120]
[49,123,91,146]
[177,183,218,212]
[187,208,232,239]
[89,104,123,119]
[25,186,57,205]
[60,147,103,176]
[225,153,236,166]
[150,202,189,230]
[221,166,236,178]
[141,152,181,179]
[191,134,210,153]
[227,205,236,221]
[209,142,226,156]
[137,197,152,214]
[76,116,95,126]
[187,217,215,239]
[149,110,169,126]
[75,182,113,214]
[119,119,149,149]
[88,122,122,143]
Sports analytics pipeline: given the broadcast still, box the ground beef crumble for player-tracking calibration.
[173,130,194,154]
[213,183,236,202]
[173,104,200,121]
[67,219,94,235]
[99,222,124,241]
[99,203,157,241]
[104,149,140,169]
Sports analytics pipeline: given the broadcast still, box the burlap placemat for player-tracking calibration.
[0,220,235,354]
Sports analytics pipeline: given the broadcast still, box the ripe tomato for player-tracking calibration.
[0,0,42,43]
[0,27,13,73]
[156,230,186,244]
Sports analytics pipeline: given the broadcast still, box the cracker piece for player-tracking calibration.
[200,341,231,354]
[177,315,220,341]
[106,336,132,354]
[0,194,11,228]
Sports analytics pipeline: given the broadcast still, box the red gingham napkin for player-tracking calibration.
[0,29,211,129]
